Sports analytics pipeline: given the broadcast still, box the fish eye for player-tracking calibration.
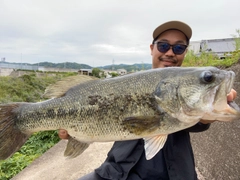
[201,71,215,83]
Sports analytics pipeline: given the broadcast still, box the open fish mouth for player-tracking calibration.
[204,71,240,121]
[228,101,240,113]
[219,73,240,115]
[226,74,239,112]
[225,74,239,113]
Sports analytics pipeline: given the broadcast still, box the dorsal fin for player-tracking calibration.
[42,75,98,98]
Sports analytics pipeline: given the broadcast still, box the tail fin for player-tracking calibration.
[0,103,30,160]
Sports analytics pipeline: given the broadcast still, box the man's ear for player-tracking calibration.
[150,44,154,55]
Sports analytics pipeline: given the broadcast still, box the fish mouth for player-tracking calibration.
[205,71,240,121]
[228,101,240,112]
[219,73,239,113]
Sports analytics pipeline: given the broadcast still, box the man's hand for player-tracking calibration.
[200,88,237,124]
[58,129,69,139]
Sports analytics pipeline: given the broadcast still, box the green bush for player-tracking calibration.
[183,49,239,67]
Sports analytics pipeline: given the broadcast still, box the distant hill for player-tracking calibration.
[34,62,152,72]
[98,63,152,72]
[1,61,152,72]
[33,62,92,69]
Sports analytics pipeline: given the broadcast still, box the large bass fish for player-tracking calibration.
[0,67,240,160]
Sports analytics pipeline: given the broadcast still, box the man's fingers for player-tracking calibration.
[227,89,237,102]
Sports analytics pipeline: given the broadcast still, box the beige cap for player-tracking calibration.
[153,20,192,40]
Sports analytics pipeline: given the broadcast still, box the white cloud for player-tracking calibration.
[92,44,147,55]
[0,0,239,67]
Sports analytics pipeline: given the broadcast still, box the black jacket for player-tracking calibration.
[95,123,210,180]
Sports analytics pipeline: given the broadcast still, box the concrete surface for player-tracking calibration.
[191,121,240,180]
[12,141,113,180]
[12,140,205,180]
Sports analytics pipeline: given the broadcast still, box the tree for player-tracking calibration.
[92,68,102,78]
[110,72,119,77]
[231,29,240,51]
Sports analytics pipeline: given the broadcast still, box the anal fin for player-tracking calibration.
[64,136,90,158]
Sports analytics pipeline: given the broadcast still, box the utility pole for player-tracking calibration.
[142,61,144,70]
[112,59,115,70]
[21,53,22,69]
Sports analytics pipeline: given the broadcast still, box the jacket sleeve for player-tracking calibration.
[184,122,211,132]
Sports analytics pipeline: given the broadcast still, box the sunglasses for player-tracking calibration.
[153,42,188,55]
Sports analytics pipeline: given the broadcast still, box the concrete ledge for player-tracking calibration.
[12,141,113,180]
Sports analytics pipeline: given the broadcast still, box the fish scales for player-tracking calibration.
[16,89,161,140]
[15,70,168,137]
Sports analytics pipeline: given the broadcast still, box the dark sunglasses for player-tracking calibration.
[153,42,188,55]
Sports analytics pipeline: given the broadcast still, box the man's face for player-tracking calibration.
[150,29,188,69]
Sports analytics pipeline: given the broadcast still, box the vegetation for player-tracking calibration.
[183,29,240,67]
[231,29,240,51]
[92,68,103,78]
[109,72,119,77]
[0,71,77,180]
[183,49,240,68]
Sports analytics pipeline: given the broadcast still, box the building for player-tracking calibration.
[103,68,127,77]
[189,38,237,59]
[188,41,201,54]
[116,69,127,76]
[78,69,92,76]
[200,38,236,59]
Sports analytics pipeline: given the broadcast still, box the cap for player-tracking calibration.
[153,20,192,40]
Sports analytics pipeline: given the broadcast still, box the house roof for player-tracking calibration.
[79,69,92,72]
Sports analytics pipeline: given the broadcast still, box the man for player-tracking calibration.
[59,21,237,180]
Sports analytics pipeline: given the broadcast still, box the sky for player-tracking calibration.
[0,0,239,67]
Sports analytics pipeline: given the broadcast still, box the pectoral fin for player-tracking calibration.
[122,115,162,135]
[144,135,168,160]
[64,136,90,158]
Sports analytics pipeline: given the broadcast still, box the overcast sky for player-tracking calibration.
[1,0,239,67]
